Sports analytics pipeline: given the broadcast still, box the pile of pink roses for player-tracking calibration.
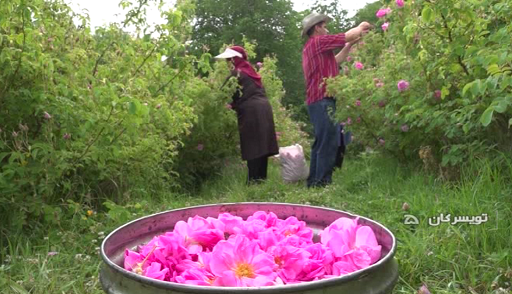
[124,211,382,287]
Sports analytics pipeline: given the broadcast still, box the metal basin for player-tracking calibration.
[100,202,398,294]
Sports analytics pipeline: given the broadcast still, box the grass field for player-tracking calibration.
[1,151,511,294]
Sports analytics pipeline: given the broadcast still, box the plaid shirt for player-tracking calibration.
[302,33,346,105]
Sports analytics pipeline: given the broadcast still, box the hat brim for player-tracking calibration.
[301,15,331,37]
[214,48,243,59]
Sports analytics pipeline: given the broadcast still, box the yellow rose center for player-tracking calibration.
[235,263,255,278]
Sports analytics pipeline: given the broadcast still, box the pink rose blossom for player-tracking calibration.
[63,133,71,140]
[144,262,169,280]
[396,0,405,8]
[356,117,362,124]
[355,100,361,107]
[210,235,277,287]
[268,245,310,283]
[346,117,353,125]
[175,267,215,285]
[321,218,381,269]
[379,138,385,146]
[376,8,392,18]
[346,56,352,62]
[354,62,364,70]
[397,80,410,91]
[197,144,204,151]
[401,124,409,132]
[256,62,263,68]
[174,216,224,254]
[156,104,162,109]
[225,103,233,109]
[43,112,52,120]
[434,90,442,100]
[381,22,389,31]
[218,212,245,235]
[376,82,384,88]
[296,243,334,280]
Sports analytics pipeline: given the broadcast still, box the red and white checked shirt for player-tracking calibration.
[302,33,346,105]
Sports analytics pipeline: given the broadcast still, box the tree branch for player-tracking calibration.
[92,41,116,77]
[133,43,159,76]
[439,12,470,76]
[73,105,115,164]
[153,66,187,97]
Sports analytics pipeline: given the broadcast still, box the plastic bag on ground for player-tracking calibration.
[276,144,309,183]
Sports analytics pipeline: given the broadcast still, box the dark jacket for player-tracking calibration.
[229,70,279,161]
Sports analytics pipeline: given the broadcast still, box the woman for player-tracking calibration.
[215,46,279,184]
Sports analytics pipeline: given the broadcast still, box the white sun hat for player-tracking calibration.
[214,48,243,59]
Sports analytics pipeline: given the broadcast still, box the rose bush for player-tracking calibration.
[327,0,512,171]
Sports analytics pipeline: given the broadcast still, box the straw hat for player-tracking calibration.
[214,48,243,59]
[301,12,331,37]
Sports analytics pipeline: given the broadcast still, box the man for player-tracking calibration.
[302,12,371,188]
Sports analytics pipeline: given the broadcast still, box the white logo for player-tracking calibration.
[403,214,419,225]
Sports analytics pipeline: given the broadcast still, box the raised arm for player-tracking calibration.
[335,41,353,65]
[345,22,372,43]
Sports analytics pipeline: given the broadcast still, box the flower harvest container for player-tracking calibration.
[100,203,398,294]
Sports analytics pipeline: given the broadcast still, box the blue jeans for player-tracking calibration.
[307,98,338,187]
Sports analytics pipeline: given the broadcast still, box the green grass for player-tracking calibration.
[1,152,511,294]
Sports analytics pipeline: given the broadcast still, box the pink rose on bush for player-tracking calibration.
[346,117,353,125]
[401,124,409,132]
[43,111,52,120]
[396,0,405,8]
[356,117,362,124]
[376,8,392,18]
[354,62,364,70]
[376,82,384,88]
[355,100,361,107]
[256,62,263,68]
[197,144,204,151]
[434,90,442,100]
[346,56,352,62]
[156,104,162,109]
[378,100,386,108]
[379,138,385,146]
[397,80,410,92]
[63,133,71,140]
[381,22,389,31]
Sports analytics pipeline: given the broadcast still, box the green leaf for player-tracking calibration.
[462,123,470,134]
[471,80,480,97]
[462,82,473,97]
[441,86,450,99]
[487,64,501,75]
[509,118,512,128]
[15,33,24,46]
[128,101,138,114]
[480,107,494,127]
[494,99,510,113]
[422,7,434,23]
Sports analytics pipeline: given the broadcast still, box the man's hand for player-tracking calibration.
[358,22,372,35]
[345,22,372,43]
